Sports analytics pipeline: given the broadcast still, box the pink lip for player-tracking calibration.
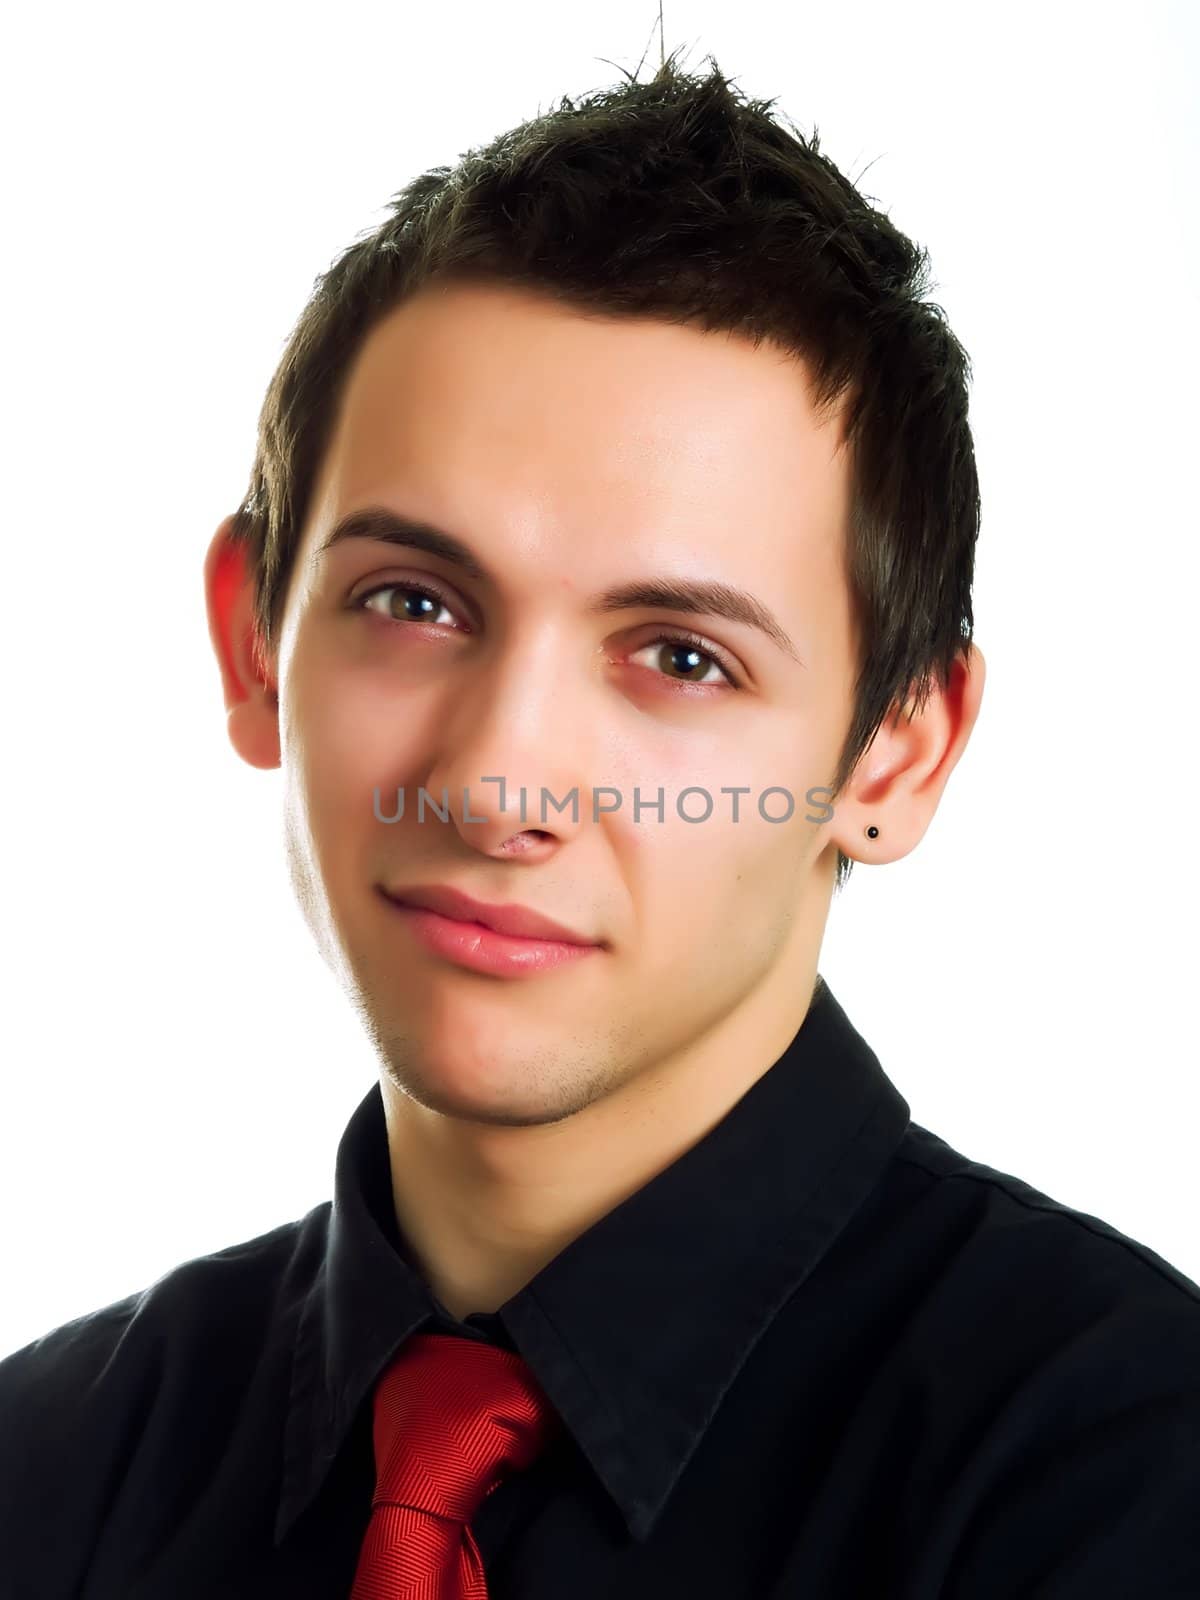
[383,883,597,945]
[380,890,602,979]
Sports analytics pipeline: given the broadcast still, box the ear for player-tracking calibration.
[203,514,281,771]
[829,643,986,865]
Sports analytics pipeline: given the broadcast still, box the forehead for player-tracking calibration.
[298,279,851,595]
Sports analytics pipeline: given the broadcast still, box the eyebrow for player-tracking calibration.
[315,506,805,665]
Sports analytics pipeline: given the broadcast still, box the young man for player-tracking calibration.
[3,54,1197,1599]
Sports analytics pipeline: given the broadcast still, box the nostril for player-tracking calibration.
[500,831,552,854]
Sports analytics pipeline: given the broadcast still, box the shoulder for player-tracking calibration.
[0,1205,328,1588]
[0,1203,328,1393]
[874,1121,1200,1399]
[872,1126,1200,1595]
[890,1120,1200,1315]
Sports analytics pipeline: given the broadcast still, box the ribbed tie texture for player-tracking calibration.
[349,1332,562,1599]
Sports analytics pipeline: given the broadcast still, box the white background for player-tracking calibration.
[1,0,1196,1359]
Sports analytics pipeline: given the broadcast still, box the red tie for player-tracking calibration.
[349,1332,562,1599]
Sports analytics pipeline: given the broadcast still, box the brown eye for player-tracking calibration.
[355,582,457,626]
[351,586,738,691]
[628,633,737,688]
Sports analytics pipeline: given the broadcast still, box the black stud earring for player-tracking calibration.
[865,825,879,839]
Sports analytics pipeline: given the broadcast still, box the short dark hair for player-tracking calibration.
[228,49,980,893]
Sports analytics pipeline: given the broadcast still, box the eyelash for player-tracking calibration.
[350,580,740,690]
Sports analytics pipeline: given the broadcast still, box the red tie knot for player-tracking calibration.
[370,1332,561,1523]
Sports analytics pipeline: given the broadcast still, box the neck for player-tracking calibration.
[379,955,826,1322]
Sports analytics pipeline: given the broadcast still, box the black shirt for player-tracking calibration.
[2,976,1198,1598]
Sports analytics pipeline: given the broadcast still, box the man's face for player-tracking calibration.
[274,280,857,1128]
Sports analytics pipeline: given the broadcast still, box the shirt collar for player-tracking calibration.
[274,975,910,1547]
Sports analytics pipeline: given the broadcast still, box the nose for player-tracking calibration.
[418,646,596,860]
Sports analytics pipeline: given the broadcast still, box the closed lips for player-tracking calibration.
[384,884,598,945]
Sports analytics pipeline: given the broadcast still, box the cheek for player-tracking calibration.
[641,805,804,913]
[286,661,422,819]
[627,817,804,990]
